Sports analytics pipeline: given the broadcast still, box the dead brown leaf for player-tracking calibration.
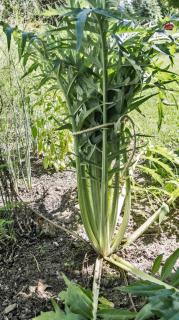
[36,280,52,299]
[17,280,52,299]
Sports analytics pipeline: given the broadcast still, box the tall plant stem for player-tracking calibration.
[99,18,109,256]
[92,257,103,320]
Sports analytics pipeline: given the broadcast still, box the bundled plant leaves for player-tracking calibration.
[1,0,179,319]
[14,0,178,258]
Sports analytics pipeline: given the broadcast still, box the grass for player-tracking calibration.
[132,101,179,149]
[132,54,179,151]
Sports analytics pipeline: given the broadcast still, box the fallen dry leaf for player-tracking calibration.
[17,280,52,299]
[36,280,52,299]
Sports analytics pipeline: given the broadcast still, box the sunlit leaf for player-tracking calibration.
[152,254,163,275]
[161,249,179,280]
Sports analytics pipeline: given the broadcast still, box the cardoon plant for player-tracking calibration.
[1,0,178,317]
[32,0,175,257]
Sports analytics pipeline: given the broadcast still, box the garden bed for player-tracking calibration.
[0,161,178,320]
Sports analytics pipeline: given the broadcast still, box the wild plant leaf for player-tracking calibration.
[128,93,158,112]
[93,8,122,20]
[165,180,179,193]
[31,126,38,138]
[170,312,179,320]
[152,44,170,56]
[152,254,164,275]
[0,164,7,169]
[33,301,64,320]
[146,291,179,320]
[98,297,114,309]
[149,146,179,166]
[59,274,93,319]
[121,276,179,320]
[139,165,164,185]
[170,268,179,287]
[0,202,18,210]
[21,62,39,79]
[161,249,179,280]
[97,308,136,319]
[121,282,165,296]
[21,32,28,56]
[135,303,153,320]
[169,187,179,203]
[33,311,62,320]
[33,311,82,320]
[171,93,179,109]
[145,156,174,177]
[56,124,72,131]
[157,101,164,130]
[2,23,15,51]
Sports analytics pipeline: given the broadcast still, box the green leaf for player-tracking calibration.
[98,297,114,309]
[139,165,163,185]
[59,275,93,319]
[128,93,158,112]
[64,314,84,320]
[97,308,136,319]
[169,187,179,203]
[33,310,81,320]
[21,32,28,56]
[0,164,8,169]
[149,146,179,166]
[170,312,179,320]
[93,8,121,20]
[121,282,165,296]
[33,301,64,320]
[145,156,174,178]
[77,106,100,130]
[76,8,92,50]
[147,291,179,320]
[157,101,164,130]
[161,249,179,280]
[31,126,38,138]
[33,311,61,320]
[151,254,163,275]
[170,268,179,287]
[135,303,153,320]
[2,24,15,51]
[21,62,39,79]
[56,124,73,131]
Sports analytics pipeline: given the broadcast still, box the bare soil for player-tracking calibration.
[0,162,178,319]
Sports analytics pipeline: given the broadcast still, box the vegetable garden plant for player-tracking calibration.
[1,0,179,318]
